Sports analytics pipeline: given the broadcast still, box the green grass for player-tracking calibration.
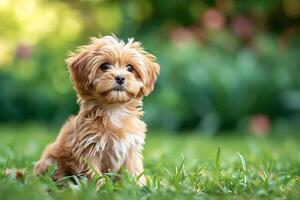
[0,124,299,200]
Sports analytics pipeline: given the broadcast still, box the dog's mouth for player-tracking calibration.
[98,86,136,103]
[99,86,126,96]
[113,85,125,92]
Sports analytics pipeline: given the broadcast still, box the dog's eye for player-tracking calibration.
[127,64,134,72]
[100,63,110,71]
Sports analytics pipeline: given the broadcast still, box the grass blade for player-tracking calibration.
[214,146,221,178]
[237,152,247,190]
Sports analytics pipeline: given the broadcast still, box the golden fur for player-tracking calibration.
[34,35,160,185]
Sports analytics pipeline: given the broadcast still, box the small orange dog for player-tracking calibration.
[34,35,160,185]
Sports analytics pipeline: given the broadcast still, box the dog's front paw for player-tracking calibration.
[34,158,53,175]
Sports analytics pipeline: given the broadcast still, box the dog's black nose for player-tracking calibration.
[115,76,125,85]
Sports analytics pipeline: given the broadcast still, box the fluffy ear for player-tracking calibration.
[142,53,160,96]
[66,46,92,94]
[132,42,160,96]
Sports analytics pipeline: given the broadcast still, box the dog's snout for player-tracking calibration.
[115,76,125,85]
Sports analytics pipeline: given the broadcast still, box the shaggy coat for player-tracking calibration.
[34,36,160,185]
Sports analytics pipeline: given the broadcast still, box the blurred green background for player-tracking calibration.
[1,0,300,134]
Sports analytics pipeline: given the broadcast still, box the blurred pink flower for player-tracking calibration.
[232,16,253,39]
[202,8,225,30]
[249,114,271,136]
[170,27,195,44]
[16,44,33,59]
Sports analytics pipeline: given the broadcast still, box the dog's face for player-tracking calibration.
[66,36,160,104]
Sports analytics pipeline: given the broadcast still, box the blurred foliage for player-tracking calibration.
[0,0,300,133]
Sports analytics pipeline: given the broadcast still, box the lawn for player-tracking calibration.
[0,124,299,200]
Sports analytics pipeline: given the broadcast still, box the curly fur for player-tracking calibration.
[34,35,160,185]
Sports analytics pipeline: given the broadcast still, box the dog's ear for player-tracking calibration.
[142,53,160,96]
[66,37,109,94]
[66,46,93,94]
[131,42,160,96]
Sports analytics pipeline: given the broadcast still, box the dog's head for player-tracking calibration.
[66,35,160,104]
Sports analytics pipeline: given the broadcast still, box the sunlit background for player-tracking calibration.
[1,0,300,135]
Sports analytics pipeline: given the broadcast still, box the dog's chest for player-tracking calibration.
[107,106,128,128]
[76,107,144,172]
[79,132,144,172]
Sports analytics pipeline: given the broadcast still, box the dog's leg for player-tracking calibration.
[34,147,66,183]
[34,157,54,175]
[124,149,146,185]
[34,143,57,176]
[34,118,75,178]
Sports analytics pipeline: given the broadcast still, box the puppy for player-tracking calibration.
[34,35,160,185]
